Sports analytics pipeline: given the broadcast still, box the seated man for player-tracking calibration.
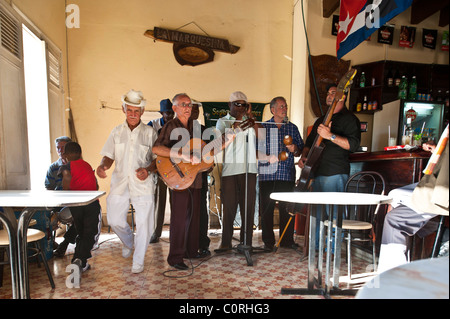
[378,133,449,273]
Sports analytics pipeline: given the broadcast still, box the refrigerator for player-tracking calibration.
[397,100,447,146]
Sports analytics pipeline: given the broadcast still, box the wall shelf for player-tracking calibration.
[349,60,449,115]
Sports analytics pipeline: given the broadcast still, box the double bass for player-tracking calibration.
[275,69,356,251]
[295,68,357,193]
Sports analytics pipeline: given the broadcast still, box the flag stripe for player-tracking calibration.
[337,0,413,59]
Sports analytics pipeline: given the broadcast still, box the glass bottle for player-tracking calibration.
[394,69,401,86]
[372,100,378,110]
[398,76,408,99]
[408,76,417,100]
[362,95,368,111]
[359,72,366,88]
[387,69,393,87]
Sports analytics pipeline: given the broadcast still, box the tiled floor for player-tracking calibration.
[0,227,376,299]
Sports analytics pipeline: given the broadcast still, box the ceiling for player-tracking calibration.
[322,0,449,27]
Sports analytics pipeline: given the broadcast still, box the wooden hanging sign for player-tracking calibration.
[144,27,240,66]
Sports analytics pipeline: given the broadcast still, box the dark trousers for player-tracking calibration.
[153,178,171,238]
[220,173,257,248]
[70,200,101,264]
[259,180,296,247]
[382,204,438,246]
[199,172,210,250]
[63,225,77,244]
[168,188,201,265]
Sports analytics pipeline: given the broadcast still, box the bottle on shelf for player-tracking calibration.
[372,100,378,110]
[437,90,443,102]
[386,69,394,87]
[398,76,408,99]
[356,102,362,112]
[408,76,417,100]
[362,95,368,111]
[368,101,372,110]
[394,69,401,86]
[359,71,366,88]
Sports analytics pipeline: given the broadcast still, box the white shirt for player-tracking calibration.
[216,113,257,177]
[101,121,157,196]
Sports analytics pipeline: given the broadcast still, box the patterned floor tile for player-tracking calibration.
[0,227,376,300]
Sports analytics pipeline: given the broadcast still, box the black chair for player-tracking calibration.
[324,171,386,280]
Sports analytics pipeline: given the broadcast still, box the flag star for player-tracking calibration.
[339,12,352,35]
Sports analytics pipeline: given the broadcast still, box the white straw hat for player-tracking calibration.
[121,89,146,108]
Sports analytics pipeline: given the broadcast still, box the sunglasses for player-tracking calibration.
[233,102,248,108]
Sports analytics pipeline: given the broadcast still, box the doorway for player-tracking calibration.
[22,24,51,190]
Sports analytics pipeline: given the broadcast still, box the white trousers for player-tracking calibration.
[377,243,408,273]
[106,189,155,265]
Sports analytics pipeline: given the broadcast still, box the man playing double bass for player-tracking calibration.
[298,83,361,249]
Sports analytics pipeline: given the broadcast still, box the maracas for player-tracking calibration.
[279,135,293,161]
[283,135,293,146]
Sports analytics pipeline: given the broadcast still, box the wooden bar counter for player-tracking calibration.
[349,148,431,193]
[349,148,432,259]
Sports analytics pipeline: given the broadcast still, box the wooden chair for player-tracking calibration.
[324,171,386,280]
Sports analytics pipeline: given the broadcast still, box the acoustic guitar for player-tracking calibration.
[155,118,255,190]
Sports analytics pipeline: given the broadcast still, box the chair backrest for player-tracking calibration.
[344,171,386,222]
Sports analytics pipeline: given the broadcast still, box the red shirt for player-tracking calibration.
[59,159,97,191]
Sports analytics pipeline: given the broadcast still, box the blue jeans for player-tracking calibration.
[311,174,348,250]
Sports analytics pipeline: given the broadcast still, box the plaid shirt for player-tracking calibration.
[258,118,304,182]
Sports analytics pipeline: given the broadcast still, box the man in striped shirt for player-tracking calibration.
[258,97,304,251]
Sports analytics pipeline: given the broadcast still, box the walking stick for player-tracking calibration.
[274,213,295,252]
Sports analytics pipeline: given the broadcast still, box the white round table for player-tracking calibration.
[270,192,392,297]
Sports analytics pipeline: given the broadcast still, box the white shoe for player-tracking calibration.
[131,263,144,274]
[122,245,133,258]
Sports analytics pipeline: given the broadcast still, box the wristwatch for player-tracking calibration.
[330,134,337,141]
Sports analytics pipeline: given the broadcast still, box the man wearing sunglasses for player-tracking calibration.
[215,91,258,252]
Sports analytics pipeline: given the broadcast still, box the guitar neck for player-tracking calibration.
[203,125,245,158]
[309,98,336,155]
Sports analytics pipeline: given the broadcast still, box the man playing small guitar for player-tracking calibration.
[152,93,203,270]
[298,83,361,250]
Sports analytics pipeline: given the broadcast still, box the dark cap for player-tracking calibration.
[159,99,173,112]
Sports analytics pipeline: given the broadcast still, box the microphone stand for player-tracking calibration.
[234,119,267,266]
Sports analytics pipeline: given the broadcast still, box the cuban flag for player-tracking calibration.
[336,0,413,59]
